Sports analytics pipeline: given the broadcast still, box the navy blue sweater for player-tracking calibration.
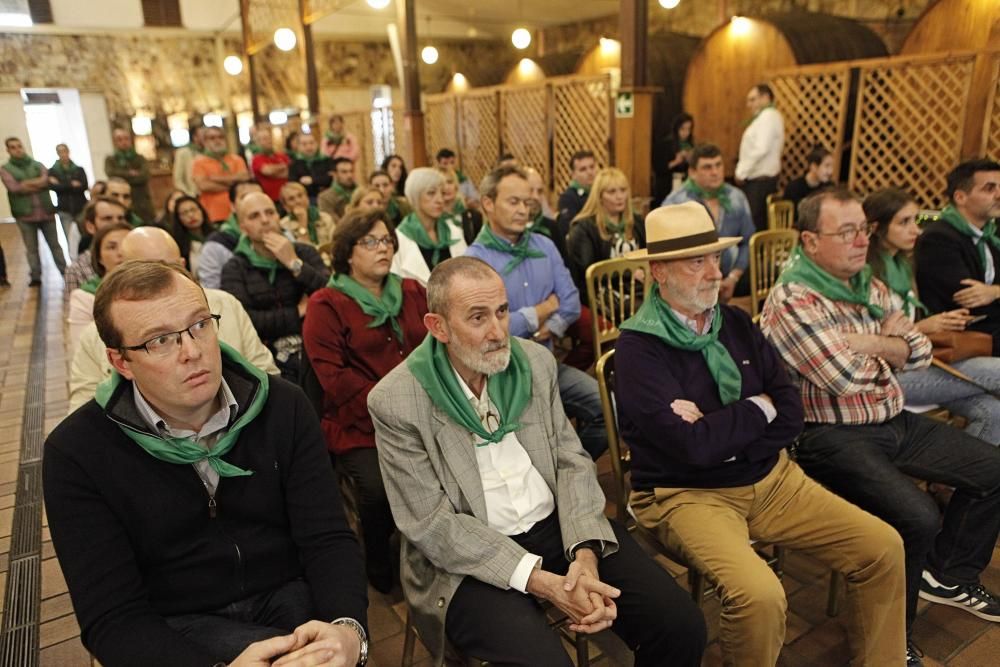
[615,305,804,490]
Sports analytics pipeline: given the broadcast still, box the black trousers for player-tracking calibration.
[338,448,396,581]
[445,514,706,667]
[741,176,779,232]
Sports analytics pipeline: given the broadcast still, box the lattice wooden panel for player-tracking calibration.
[458,90,500,191]
[985,53,1000,161]
[246,0,299,55]
[501,85,550,189]
[770,68,850,191]
[552,75,612,195]
[424,94,459,167]
[391,107,412,168]
[849,55,976,210]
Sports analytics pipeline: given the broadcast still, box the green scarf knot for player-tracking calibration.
[879,251,927,317]
[569,179,590,197]
[474,225,546,274]
[80,275,101,295]
[328,273,404,341]
[94,342,269,479]
[234,234,280,284]
[406,334,533,445]
[683,178,731,213]
[203,150,231,172]
[940,204,1000,275]
[777,245,884,319]
[295,150,324,166]
[397,212,457,267]
[113,148,138,166]
[620,289,742,405]
[331,181,355,201]
[325,131,344,145]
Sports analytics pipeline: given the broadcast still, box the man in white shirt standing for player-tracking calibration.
[368,256,705,667]
[735,83,785,231]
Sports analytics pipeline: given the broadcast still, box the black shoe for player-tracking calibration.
[919,570,1000,621]
[28,279,41,287]
[906,640,924,666]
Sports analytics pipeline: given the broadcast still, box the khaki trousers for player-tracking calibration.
[630,452,906,667]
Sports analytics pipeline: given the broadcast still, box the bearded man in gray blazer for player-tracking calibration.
[368,256,705,666]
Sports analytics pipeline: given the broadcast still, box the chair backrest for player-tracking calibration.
[595,349,630,523]
[585,257,649,365]
[767,199,795,230]
[916,209,941,227]
[749,229,799,321]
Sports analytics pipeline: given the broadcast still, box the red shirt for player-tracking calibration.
[251,152,291,202]
[302,279,429,454]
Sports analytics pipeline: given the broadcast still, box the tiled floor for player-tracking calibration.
[1,220,1000,666]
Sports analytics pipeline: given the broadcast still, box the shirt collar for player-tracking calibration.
[670,306,713,335]
[132,377,238,438]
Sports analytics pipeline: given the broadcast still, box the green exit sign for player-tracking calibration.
[615,91,634,118]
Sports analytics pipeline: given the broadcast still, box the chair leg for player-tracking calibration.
[575,632,590,667]
[773,544,785,578]
[688,568,706,604]
[827,570,843,617]
[402,609,416,667]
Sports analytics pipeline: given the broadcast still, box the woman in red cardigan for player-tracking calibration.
[303,208,428,593]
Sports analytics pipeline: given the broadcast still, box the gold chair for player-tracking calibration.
[584,257,649,366]
[767,199,795,231]
[749,229,798,322]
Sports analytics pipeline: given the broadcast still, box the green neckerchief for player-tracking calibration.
[186,228,205,243]
[451,199,467,216]
[397,212,456,267]
[386,196,400,219]
[220,213,241,239]
[529,213,551,237]
[406,334,532,446]
[4,155,41,180]
[95,342,267,479]
[113,148,139,167]
[234,234,280,284]
[569,179,590,196]
[49,160,78,178]
[203,150,231,172]
[331,181,355,201]
[246,141,268,156]
[288,206,321,244]
[455,168,468,184]
[296,150,324,166]
[329,272,404,341]
[80,274,101,295]
[940,204,1000,275]
[777,245,884,319]
[679,140,693,151]
[474,225,546,274]
[684,178,731,213]
[129,211,145,227]
[879,251,927,317]
[745,102,776,126]
[325,131,344,145]
[602,214,626,237]
[620,288,742,405]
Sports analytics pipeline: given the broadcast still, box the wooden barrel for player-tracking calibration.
[683,10,887,175]
[901,0,1000,54]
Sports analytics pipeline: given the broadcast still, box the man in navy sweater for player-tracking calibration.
[614,201,907,666]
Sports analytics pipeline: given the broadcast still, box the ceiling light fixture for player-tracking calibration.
[223,55,244,76]
[274,28,297,51]
[658,0,680,9]
[367,0,391,8]
[421,46,439,64]
[512,28,531,50]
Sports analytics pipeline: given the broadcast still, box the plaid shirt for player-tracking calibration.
[760,277,932,425]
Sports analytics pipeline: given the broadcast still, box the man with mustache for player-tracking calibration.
[617,201,906,666]
[367,256,706,667]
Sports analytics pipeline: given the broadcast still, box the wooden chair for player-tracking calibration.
[749,229,798,322]
[595,349,785,604]
[584,257,649,366]
[767,199,795,231]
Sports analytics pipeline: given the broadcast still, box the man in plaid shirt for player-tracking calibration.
[761,188,1000,664]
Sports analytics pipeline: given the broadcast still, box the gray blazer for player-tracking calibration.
[368,339,616,663]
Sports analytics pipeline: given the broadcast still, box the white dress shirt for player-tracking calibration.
[735,106,785,181]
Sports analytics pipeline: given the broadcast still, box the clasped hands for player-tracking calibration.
[526,550,620,634]
[230,620,360,667]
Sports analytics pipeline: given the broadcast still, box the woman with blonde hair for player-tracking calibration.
[438,165,483,244]
[566,167,646,294]
[346,185,385,215]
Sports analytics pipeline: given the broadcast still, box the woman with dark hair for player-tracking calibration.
[654,112,694,202]
[783,145,835,212]
[865,187,1000,444]
[382,154,408,197]
[369,169,411,224]
[170,195,216,275]
[66,221,131,355]
[155,189,187,228]
[302,209,428,592]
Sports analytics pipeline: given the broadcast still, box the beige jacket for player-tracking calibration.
[68,288,279,413]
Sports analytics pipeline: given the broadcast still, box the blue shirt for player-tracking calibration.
[466,231,581,343]
[662,183,755,276]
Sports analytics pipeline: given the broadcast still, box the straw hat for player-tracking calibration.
[626,201,741,261]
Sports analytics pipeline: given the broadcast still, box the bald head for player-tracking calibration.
[237,192,280,241]
[121,227,183,264]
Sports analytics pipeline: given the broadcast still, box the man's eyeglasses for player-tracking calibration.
[812,222,877,244]
[120,315,221,357]
[355,236,394,251]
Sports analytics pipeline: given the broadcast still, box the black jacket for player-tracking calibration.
[915,218,1000,354]
[48,163,89,215]
[42,359,367,666]
[565,214,647,296]
[220,243,329,343]
[289,157,335,200]
[556,184,589,238]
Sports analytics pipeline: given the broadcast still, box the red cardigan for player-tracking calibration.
[303,279,428,454]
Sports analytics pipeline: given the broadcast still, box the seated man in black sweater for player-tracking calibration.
[915,159,1000,354]
[43,260,368,667]
[615,201,906,666]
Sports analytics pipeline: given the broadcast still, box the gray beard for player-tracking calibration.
[450,338,511,376]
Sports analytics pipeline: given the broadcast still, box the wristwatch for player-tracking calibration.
[289,257,304,276]
[569,539,603,562]
[331,617,369,666]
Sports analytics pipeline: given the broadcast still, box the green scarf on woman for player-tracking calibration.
[474,225,546,274]
[234,234,279,284]
[777,245,884,319]
[397,212,456,267]
[329,272,404,341]
[451,199,467,216]
[406,334,532,445]
[940,204,1000,274]
[80,275,101,295]
[684,178,731,212]
[289,206,322,244]
[325,132,344,145]
[879,251,927,317]
[95,342,267,479]
[620,288,742,405]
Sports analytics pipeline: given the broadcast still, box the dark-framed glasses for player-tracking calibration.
[356,235,394,251]
[814,222,877,244]
[120,314,221,357]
